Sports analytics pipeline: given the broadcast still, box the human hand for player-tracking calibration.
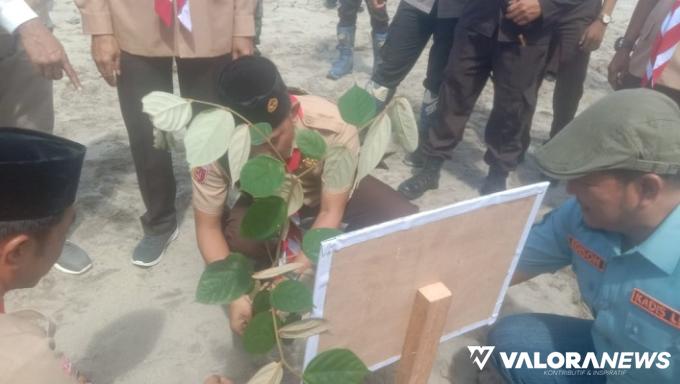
[506,0,542,26]
[289,252,312,274]
[579,20,606,51]
[91,34,121,87]
[607,50,631,90]
[17,18,81,89]
[232,36,254,60]
[228,295,253,335]
[203,375,233,384]
[371,0,386,9]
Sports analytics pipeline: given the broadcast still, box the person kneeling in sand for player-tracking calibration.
[488,89,680,383]
[191,56,418,335]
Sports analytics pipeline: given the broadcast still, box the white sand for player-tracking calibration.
[7,0,636,382]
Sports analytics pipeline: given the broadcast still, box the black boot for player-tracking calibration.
[403,146,426,168]
[479,166,508,195]
[398,156,443,200]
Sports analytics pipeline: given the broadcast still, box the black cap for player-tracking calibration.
[0,127,86,221]
[218,56,291,129]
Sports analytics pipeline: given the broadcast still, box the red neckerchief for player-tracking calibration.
[282,95,306,257]
[286,149,302,173]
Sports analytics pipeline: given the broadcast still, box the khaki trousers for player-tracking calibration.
[0,33,54,133]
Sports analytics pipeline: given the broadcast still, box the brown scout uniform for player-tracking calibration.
[191,94,418,267]
[192,94,360,215]
[0,311,78,384]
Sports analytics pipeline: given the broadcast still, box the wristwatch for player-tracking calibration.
[600,13,612,25]
[614,37,634,51]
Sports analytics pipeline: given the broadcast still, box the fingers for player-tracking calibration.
[204,375,233,384]
[228,295,253,336]
[372,0,386,9]
[96,58,117,86]
[92,35,121,86]
[62,55,82,90]
[230,316,248,335]
[607,65,622,90]
[231,46,253,60]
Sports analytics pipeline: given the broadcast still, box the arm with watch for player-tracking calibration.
[608,0,660,89]
[579,0,618,51]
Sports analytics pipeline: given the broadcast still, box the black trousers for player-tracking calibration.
[117,51,231,235]
[338,0,389,33]
[424,28,549,172]
[371,0,457,94]
[541,0,600,139]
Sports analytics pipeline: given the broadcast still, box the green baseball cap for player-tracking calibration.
[535,89,680,180]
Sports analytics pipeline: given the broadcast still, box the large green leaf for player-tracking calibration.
[388,97,419,152]
[240,155,286,198]
[302,228,343,263]
[296,129,327,160]
[303,349,369,384]
[322,146,357,191]
[142,91,192,132]
[356,113,391,184]
[252,290,272,316]
[278,175,304,216]
[184,109,235,167]
[338,85,377,128]
[243,312,278,355]
[195,254,254,305]
[247,361,283,384]
[240,196,287,241]
[279,318,329,339]
[228,124,251,185]
[251,122,273,146]
[270,280,313,313]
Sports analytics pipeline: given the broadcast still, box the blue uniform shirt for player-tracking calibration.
[519,198,680,383]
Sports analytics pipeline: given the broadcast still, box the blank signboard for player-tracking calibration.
[304,183,548,370]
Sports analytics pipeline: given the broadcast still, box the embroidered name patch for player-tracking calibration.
[630,288,680,329]
[569,237,606,272]
[192,166,208,184]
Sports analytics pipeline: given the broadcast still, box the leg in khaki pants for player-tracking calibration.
[0,31,91,274]
[0,33,54,133]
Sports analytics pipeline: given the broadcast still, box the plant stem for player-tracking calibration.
[184,98,286,163]
[271,309,304,380]
[273,177,297,266]
[292,102,394,184]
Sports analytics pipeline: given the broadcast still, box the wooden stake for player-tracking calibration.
[396,282,452,384]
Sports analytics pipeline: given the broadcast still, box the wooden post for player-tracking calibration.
[396,282,452,384]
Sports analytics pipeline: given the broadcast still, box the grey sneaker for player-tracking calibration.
[131,227,179,267]
[55,241,92,275]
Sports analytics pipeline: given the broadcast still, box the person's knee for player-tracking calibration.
[488,314,535,352]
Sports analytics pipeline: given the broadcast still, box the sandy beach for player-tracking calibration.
[7,0,637,382]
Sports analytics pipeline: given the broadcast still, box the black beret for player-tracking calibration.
[0,127,86,221]
[218,56,291,129]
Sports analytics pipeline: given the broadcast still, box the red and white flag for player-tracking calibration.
[644,1,680,86]
[155,0,192,31]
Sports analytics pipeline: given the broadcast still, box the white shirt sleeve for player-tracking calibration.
[0,0,38,33]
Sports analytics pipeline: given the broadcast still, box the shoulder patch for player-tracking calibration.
[192,166,208,184]
[569,236,606,272]
[630,288,680,329]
